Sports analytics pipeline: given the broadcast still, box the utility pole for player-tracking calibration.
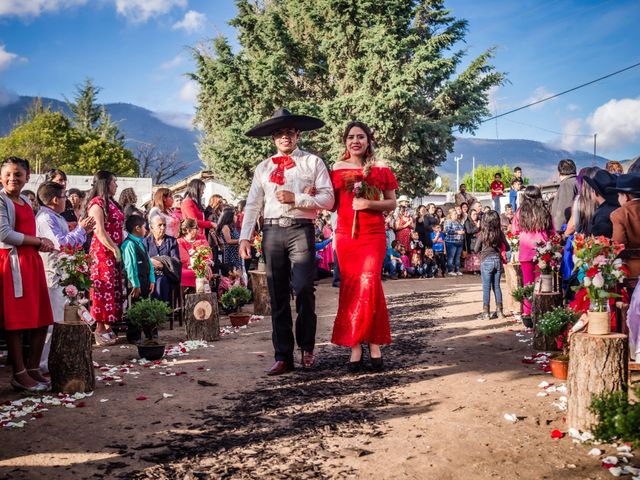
[472,156,476,193]
[454,154,463,192]
[593,133,597,165]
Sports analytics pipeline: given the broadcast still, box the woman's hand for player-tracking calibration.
[352,198,370,211]
[80,216,96,233]
[38,237,56,252]
[114,249,122,264]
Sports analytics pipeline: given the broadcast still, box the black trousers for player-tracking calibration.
[263,223,316,364]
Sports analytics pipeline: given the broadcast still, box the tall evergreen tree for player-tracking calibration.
[65,78,103,135]
[192,0,505,195]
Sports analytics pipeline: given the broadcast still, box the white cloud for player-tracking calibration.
[0,0,87,17]
[523,86,555,110]
[567,103,580,112]
[152,111,194,130]
[172,10,206,34]
[0,44,20,72]
[114,0,186,23]
[587,97,640,151]
[0,86,19,107]
[178,79,200,105]
[159,53,184,71]
[557,118,588,151]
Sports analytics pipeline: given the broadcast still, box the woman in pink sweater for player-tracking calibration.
[511,186,554,319]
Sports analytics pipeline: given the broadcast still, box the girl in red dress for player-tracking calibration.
[0,157,56,393]
[87,171,125,345]
[181,179,214,242]
[331,122,398,372]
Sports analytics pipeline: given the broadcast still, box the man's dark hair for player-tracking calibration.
[125,214,146,233]
[511,178,522,186]
[37,181,65,206]
[459,183,466,189]
[391,240,399,248]
[67,188,84,198]
[514,166,522,173]
[494,172,502,178]
[558,159,577,176]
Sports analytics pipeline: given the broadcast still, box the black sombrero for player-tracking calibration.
[245,108,325,138]
[608,172,640,194]
[583,169,618,203]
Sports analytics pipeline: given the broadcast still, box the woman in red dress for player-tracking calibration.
[87,171,125,345]
[177,218,213,289]
[331,122,398,372]
[0,157,56,392]
[181,179,214,242]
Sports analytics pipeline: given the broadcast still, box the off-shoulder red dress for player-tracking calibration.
[330,166,398,347]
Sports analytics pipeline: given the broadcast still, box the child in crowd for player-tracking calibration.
[409,230,424,258]
[121,215,155,343]
[398,245,413,278]
[430,224,446,277]
[509,178,522,211]
[411,251,426,277]
[36,181,95,371]
[0,157,56,393]
[423,248,439,278]
[383,239,403,279]
[218,267,242,298]
[490,172,505,213]
[474,210,509,320]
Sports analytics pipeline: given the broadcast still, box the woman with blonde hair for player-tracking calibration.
[148,187,181,238]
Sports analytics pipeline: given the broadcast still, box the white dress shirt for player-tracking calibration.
[240,148,335,241]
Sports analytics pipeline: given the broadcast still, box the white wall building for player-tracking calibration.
[168,170,240,205]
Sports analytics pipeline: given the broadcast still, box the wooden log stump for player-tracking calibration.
[184,292,219,341]
[567,332,628,432]
[532,291,563,351]
[504,263,523,315]
[49,315,95,393]
[249,270,271,316]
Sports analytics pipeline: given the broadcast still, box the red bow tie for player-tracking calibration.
[269,155,296,185]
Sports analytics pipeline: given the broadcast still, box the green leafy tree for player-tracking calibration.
[69,135,138,176]
[191,0,505,195]
[65,78,103,135]
[461,164,529,192]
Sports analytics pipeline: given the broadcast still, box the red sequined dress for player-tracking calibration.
[88,197,125,324]
[330,166,398,347]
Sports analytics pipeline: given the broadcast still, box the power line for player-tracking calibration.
[482,60,640,123]
[503,118,594,137]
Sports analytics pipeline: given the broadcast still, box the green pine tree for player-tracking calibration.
[192,0,505,195]
[64,78,103,135]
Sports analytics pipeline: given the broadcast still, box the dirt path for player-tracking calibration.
[0,277,634,479]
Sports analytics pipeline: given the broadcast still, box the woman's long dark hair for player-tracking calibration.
[480,210,502,249]
[216,206,235,235]
[185,179,206,211]
[518,185,552,232]
[86,170,116,216]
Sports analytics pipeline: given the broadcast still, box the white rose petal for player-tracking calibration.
[504,413,518,423]
[609,467,622,477]
[603,456,619,465]
[593,272,605,289]
[588,448,603,456]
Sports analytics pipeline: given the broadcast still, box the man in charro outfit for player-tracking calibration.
[239,109,334,376]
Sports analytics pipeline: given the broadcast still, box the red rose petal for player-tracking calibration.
[180,347,187,353]
[197,366,204,370]
[602,463,616,469]
[76,401,86,408]
[550,429,564,439]
[135,395,147,401]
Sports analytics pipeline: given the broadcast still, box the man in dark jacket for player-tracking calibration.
[551,159,578,232]
[585,169,620,238]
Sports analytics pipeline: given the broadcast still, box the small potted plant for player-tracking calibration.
[220,286,252,327]
[189,244,212,293]
[125,298,172,360]
[536,307,580,379]
[512,283,534,328]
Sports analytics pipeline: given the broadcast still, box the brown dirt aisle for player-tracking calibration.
[0,276,631,479]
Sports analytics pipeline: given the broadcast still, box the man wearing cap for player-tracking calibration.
[239,108,334,376]
[584,168,620,238]
[611,172,640,280]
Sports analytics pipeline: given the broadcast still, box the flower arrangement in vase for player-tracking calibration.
[58,245,93,324]
[570,234,628,334]
[253,233,265,270]
[189,245,212,292]
[533,234,564,292]
[506,231,519,263]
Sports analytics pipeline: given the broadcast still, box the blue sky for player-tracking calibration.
[1,0,639,159]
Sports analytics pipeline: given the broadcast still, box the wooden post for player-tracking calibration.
[567,332,628,432]
[184,292,219,341]
[504,263,523,315]
[249,270,271,316]
[48,312,95,393]
[532,291,563,351]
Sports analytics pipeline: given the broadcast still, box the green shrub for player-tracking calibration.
[589,384,640,447]
[125,298,171,330]
[220,286,252,312]
[512,284,534,303]
[536,307,580,338]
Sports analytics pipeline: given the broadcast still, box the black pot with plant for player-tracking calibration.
[220,286,253,326]
[512,283,535,328]
[125,298,172,360]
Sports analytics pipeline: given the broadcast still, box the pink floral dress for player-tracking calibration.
[88,197,125,324]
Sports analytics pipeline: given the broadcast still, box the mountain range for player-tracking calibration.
[1,95,612,185]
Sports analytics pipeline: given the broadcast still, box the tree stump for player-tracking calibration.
[504,263,523,315]
[184,292,219,341]
[567,332,628,432]
[249,270,271,316]
[532,291,563,351]
[49,321,95,394]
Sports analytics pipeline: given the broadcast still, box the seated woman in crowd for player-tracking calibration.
[144,214,181,302]
[148,187,181,239]
[177,218,212,290]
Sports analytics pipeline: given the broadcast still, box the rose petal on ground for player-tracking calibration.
[588,448,603,456]
[100,399,109,403]
[617,445,632,454]
[537,392,548,397]
[603,456,619,466]
[75,401,86,408]
[550,429,564,439]
[609,466,622,477]
[504,413,517,423]
[477,378,486,383]
[538,381,550,388]
[162,393,174,399]
[135,395,147,401]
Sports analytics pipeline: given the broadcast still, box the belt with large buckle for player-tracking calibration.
[264,218,312,227]
[277,217,293,227]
